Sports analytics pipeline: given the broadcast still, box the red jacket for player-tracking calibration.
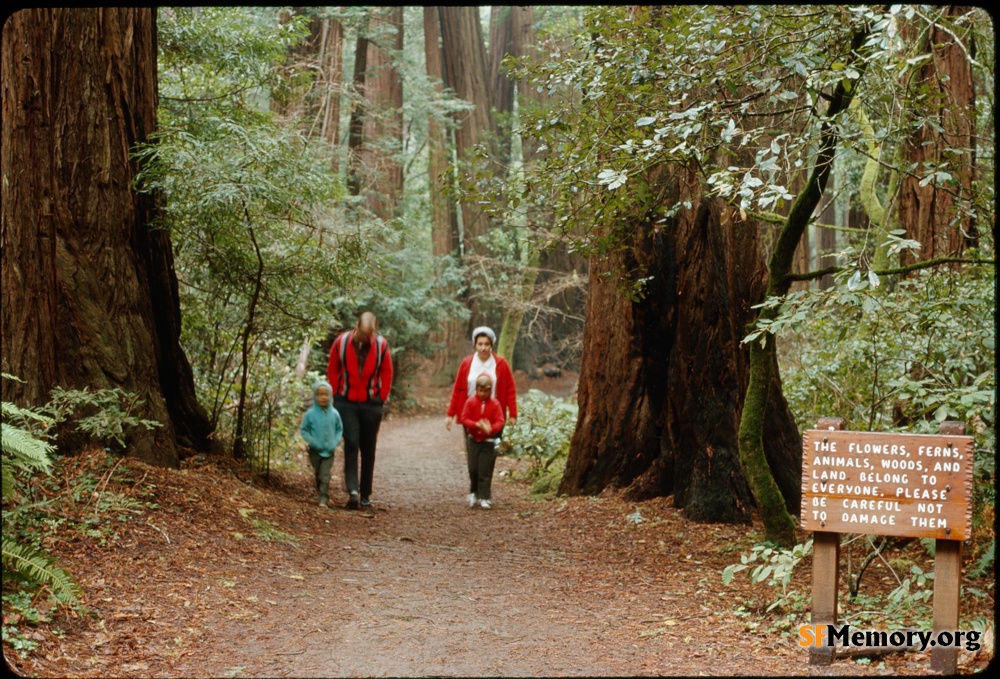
[327,331,393,403]
[460,394,506,442]
[447,353,518,421]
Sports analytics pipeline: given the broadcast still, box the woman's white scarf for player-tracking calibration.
[467,353,497,399]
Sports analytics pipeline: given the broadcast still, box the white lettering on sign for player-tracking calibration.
[801,430,973,540]
[848,442,909,455]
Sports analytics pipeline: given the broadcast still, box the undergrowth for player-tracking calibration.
[498,389,577,496]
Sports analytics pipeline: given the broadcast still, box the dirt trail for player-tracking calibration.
[11,413,972,677]
[164,416,654,677]
[147,417,880,678]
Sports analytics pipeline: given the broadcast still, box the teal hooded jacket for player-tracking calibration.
[300,380,344,458]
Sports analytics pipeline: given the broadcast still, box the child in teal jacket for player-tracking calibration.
[300,380,344,507]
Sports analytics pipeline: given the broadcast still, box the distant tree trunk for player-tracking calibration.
[279,8,344,175]
[816,190,838,290]
[561,165,801,524]
[438,6,494,254]
[898,6,977,264]
[319,11,344,174]
[346,7,403,221]
[496,4,546,368]
[346,14,369,198]
[424,9,457,258]
[487,6,514,166]
[1,8,213,467]
[424,6,466,383]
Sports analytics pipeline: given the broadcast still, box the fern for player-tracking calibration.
[1,538,80,604]
[1,422,53,471]
[969,537,995,578]
[1,378,81,607]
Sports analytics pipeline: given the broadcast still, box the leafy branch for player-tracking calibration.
[786,256,996,283]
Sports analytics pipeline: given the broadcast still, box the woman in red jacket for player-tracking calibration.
[327,311,392,510]
[445,326,518,506]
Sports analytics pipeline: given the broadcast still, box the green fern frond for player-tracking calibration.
[2,400,54,426]
[2,459,16,497]
[1,422,54,472]
[1,537,80,604]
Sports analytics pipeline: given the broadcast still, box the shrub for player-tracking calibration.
[500,389,577,491]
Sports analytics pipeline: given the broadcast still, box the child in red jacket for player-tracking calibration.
[460,373,506,509]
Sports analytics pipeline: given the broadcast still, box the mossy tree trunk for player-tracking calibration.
[737,26,871,546]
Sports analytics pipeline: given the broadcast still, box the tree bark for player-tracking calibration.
[1,8,213,466]
[438,6,494,254]
[898,6,977,264]
[277,8,344,183]
[346,14,369,198]
[561,164,801,524]
[487,6,514,167]
[317,10,344,174]
[346,8,403,221]
[423,7,466,383]
[424,8,456,260]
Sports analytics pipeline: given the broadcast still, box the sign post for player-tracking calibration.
[801,419,974,670]
[931,421,967,674]
[808,417,843,666]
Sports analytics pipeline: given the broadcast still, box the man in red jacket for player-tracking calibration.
[327,311,392,509]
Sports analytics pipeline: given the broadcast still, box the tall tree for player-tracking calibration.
[424,8,457,258]
[897,5,978,264]
[516,6,889,538]
[316,9,345,174]
[487,6,515,167]
[287,7,345,175]
[561,165,801,522]
[495,5,556,366]
[347,7,404,221]
[423,6,467,381]
[438,6,494,258]
[1,8,213,467]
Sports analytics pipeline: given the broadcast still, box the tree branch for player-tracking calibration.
[786,256,995,282]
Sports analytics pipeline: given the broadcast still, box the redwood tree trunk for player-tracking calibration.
[898,6,977,263]
[424,6,466,383]
[438,6,493,254]
[358,7,404,221]
[319,12,344,174]
[1,8,213,466]
[487,6,514,167]
[561,165,801,523]
[345,8,403,221]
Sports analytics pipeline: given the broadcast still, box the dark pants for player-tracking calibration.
[335,397,384,499]
[466,435,498,500]
[307,448,334,503]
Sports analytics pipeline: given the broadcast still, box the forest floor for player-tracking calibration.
[3,378,994,678]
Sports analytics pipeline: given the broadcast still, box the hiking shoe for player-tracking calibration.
[318,499,328,508]
[360,497,372,508]
[479,499,492,510]
[467,493,477,508]
[347,492,359,509]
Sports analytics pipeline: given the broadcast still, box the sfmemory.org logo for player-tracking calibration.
[798,624,982,653]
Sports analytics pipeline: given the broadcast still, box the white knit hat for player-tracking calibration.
[471,326,496,345]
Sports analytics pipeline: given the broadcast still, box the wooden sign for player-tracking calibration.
[801,429,974,540]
